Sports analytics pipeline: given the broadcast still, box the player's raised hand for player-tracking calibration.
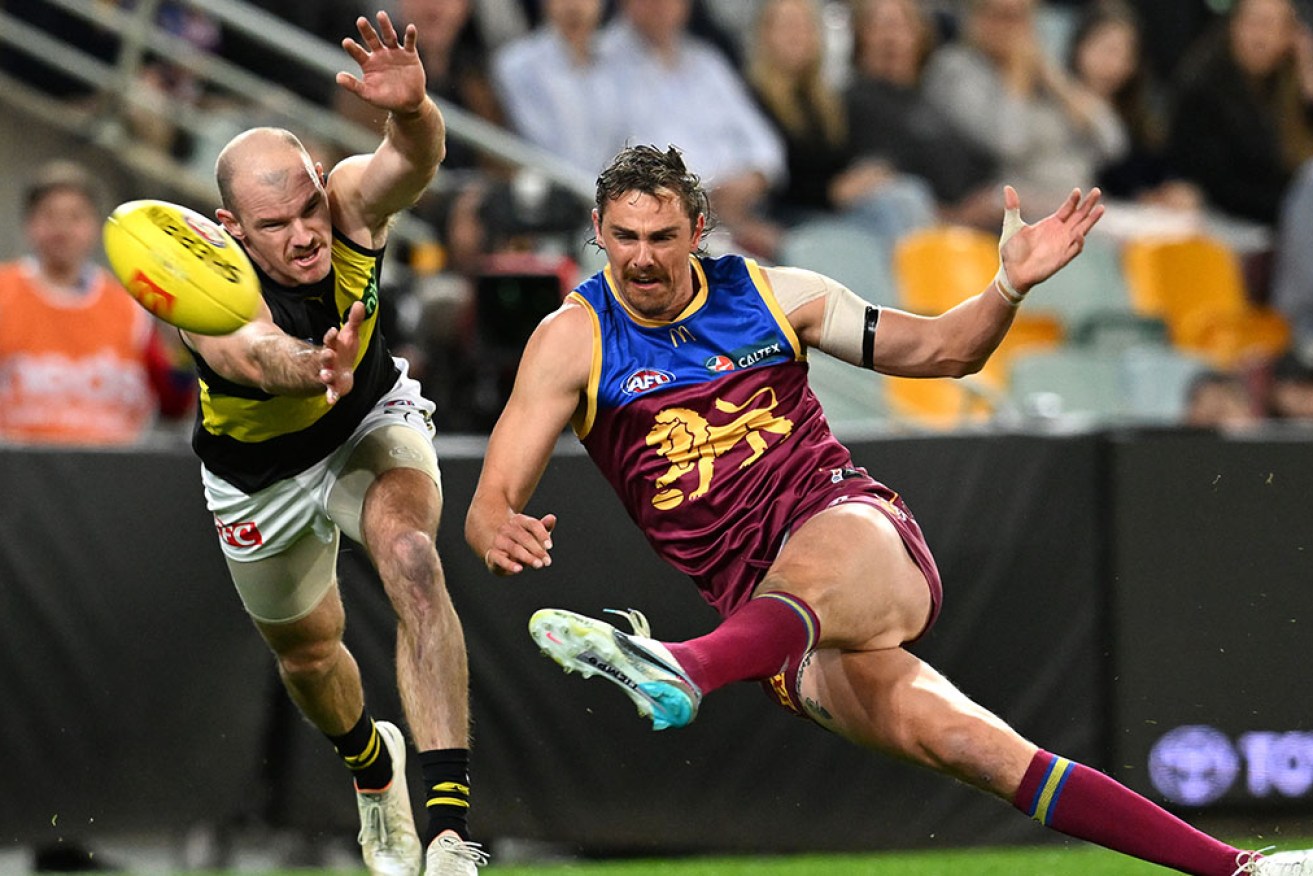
[320,301,365,405]
[336,11,427,115]
[997,185,1104,297]
[485,513,558,576]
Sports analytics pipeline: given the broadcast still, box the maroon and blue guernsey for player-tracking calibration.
[572,254,930,618]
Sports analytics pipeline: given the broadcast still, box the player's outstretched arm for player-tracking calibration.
[863,185,1103,379]
[466,304,592,576]
[332,11,446,244]
[185,301,365,405]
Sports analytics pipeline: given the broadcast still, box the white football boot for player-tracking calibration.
[528,607,703,730]
[424,834,488,875]
[1235,849,1313,875]
[355,720,422,876]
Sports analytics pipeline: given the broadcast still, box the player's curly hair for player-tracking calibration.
[592,144,715,246]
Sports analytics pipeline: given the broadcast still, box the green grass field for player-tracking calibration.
[190,837,1313,875]
[477,845,1170,875]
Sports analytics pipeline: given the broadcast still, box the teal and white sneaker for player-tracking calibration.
[424,834,488,874]
[528,608,703,730]
[1236,849,1313,875]
[355,720,422,876]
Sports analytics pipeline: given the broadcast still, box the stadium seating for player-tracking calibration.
[1121,235,1290,368]
[1008,347,1126,422]
[1069,310,1170,352]
[1120,344,1210,422]
[777,217,897,307]
[892,224,997,315]
[1028,234,1139,336]
[883,374,997,431]
[805,350,887,430]
[886,225,1067,428]
[1007,343,1210,424]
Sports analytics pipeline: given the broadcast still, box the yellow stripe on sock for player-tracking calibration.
[759,593,818,650]
[427,780,470,810]
[343,727,382,770]
[1032,757,1073,825]
[426,797,471,809]
[430,781,470,795]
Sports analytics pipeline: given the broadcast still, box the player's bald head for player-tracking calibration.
[215,127,316,216]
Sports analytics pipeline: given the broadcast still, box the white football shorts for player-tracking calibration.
[201,359,442,623]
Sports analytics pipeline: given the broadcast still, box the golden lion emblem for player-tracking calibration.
[645,386,793,510]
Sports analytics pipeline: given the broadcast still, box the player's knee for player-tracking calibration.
[389,529,440,580]
[382,529,445,610]
[276,638,343,684]
[920,718,1020,794]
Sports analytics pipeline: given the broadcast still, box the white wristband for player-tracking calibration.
[996,195,1028,306]
[994,267,1025,306]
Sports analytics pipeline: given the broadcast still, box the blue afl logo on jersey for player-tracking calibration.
[622,369,675,395]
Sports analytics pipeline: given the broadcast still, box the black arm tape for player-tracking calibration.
[861,306,879,369]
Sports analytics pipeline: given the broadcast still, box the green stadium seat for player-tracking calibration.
[778,218,897,307]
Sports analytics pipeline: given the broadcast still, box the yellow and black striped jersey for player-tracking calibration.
[191,230,399,492]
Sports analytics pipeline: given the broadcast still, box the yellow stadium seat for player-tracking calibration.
[882,314,1065,429]
[1121,235,1289,367]
[891,224,1066,354]
[885,226,1068,428]
[893,225,998,315]
[999,311,1066,356]
[884,375,994,430]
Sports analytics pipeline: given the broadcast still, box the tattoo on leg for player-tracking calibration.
[797,652,834,723]
[804,696,833,722]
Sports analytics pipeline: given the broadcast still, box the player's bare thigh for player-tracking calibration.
[797,646,1038,798]
[756,502,932,651]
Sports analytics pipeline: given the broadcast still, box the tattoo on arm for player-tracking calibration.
[249,335,323,396]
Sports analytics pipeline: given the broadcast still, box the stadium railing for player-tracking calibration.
[0,0,595,248]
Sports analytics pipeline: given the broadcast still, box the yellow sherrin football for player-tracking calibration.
[103,199,262,335]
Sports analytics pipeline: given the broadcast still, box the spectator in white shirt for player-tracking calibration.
[492,0,628,177]
[597,0,788,256]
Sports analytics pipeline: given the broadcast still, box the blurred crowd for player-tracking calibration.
[0,160,197,446]
[6,0,1313,436]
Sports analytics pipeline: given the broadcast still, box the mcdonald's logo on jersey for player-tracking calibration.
[669,325,696,346]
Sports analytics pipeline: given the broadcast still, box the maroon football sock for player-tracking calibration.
[665,592,818,694]
[1014,749,1245,876]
